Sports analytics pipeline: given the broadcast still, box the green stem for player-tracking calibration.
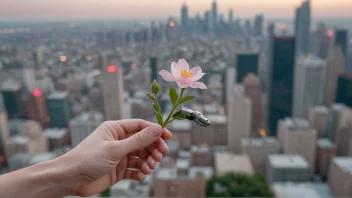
[161,88,185,128]
[154,94,161,114]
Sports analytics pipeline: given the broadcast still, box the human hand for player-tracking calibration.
[59,119,172,197]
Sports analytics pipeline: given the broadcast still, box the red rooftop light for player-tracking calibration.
[106,65,117,73]
[31,89,42,97]
[327,30,333,37]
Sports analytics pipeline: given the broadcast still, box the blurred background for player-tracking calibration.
[0,0,351,197]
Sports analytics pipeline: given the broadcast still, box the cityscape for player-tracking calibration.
[0,0,352,197]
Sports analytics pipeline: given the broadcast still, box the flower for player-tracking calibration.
[159,59,207,89]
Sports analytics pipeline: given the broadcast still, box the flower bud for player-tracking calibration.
[146,93,156,100]
[151,80,159,94]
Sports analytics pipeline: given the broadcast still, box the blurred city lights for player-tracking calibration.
[131,64,137,69]
[0,155,4,163]
[85,56,92,61]
[59,55,67,62]
[169,20,175,27]
[31,89,42,97]
[327,30,333,37]
[106,65,117,73]
[259,128,267,137]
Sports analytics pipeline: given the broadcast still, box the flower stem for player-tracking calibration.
[161,88,185,128]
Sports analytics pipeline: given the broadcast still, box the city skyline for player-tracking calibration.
[1,0,352,22]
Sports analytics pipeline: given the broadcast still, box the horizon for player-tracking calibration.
[1,0,351,22]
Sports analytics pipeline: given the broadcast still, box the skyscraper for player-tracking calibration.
[295,0,311,55]
[334,107,352,156]
[334,29,348,60]
[228,9,233,24]
[32,47,44,69]
[47,91,70,128]
[150,57,158,83]
[293,56,326,117]
[324,46,345,105]
[1,79,22,119]
[327,157,352,197]
[211,0,217,32]
[244,19,252,35]
[268,37,296,135]
[227,85,251,153]
[235,52,259,83]
[181,3,189,29]
[336,74,352,108]
[243,74,263,136]
[307,106,330,138]
[254,14,264,37]
[311,23,331,59]
[24,89,49,128]
[101,65,124,120]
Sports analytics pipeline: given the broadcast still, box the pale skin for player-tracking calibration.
[0,119,172,198]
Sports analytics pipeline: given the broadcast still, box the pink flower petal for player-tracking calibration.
[171,62,181,79]
[177,59,190,71]
[176,80,189,88]
[159,70,176,82]
[190,66,206,81]
[189,81,207,89]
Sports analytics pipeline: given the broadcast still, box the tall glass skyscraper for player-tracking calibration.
[295,0,311,55]
[268,37,296,136]
[236,53,259,83]
[336,74,352,108]
[150,57,158,83]
[181,3,188,28]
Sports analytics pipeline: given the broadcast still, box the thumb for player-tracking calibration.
[117,124,163,156]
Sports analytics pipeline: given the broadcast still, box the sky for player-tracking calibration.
[0,0,351,22]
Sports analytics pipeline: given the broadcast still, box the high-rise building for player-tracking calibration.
[334,29,348,61]
[191,145,213,167]
[101,64,124,120]
[293,56,326,117]
[211,0,218,31]
[1,79,22,119]
[228,9,233,24]
[181,3,189,29]
[224,67,235,111]
[235,52,259,83]
[327,157,352,197]
[324,46,345,105]
[168,120,193,149]
[254,14,264,37]
[43,128,70,151]
[150,57,158,83]
[70,112,103,147]
[336,74,352,108]
[307,106,330,138]
[24,89,49,128]
[316,138,336,178]
[268,37,296,135]
[266,154,310,184]
[47,91,70,128]
[215,152,254,176]
[32,47,44,69]
[241,137,280,173]
[228,85,251,153]
[278,118,317,174]
[192,114,227,146]
[244,19,252,35]
[327,103,346,141]
[334,108,352,156]
[311,23,331,59]
[295,0,311,55]
[243,74,263,136]
[272,182,333,198]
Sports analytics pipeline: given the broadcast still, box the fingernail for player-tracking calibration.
[149,125,162,137]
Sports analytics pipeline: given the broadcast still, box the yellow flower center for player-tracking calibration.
[181,70,192,78]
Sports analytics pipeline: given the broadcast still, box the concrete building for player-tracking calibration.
[241,137,280,173]
[191,145,213,167]
[228,85,251,152]
[307,106,329,138]
[24,89,49,128]
[101,64,124,120]
[7,153,30,171]
[243,74,263,137]
[293,56,326,118]
[316,139,336,178]
[192,114,227,146]
[153,166,213,198]
[43,128,70,150]
[168,120,192,149]
[334,107,352,156]
[28,152,56,166]
[278,118,317,174]
[1,79,22,118]
[324,46,345,105]
[47,91,70,128]
[327,103,346,141]
[266,154,310,184]
[336,74,352,108]
[69,112,103,147]
[327,157,352,197]
[214,152,253,176]
[272,182,333,198]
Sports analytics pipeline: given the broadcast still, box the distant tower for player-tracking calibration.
[181,3,189,29]
[150,57,158,83]
[334,29,349,71]
[243,74,263,137]
[254,14,264,37]
[32,47,44,69]
[336,74,352,108]
[228,9,234,24]
[1,79,22,119]
[101,64,124,120]
[295,0,311,55]
[210,0,217,32]
[24,89,49,128]
[235,52,259,83]
[324,46,345,105]
[293,56,326,117]
[47,91,70,128]
[267,37,296,135]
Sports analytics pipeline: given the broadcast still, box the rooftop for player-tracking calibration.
[333,157,352,174]
[215,152,254,175]
[311,106,329,113]
[206,114,227,124]
[178,151,191,159]
[11,135,30,144]
[29,152,56,165]
[241,137,280,147]
[268,154,310,169]
[43,128,68,139]
[156,166,213,180]
[189,167,214,179]
[70,112,103,123]
[302,56,325,67]
[47,91,69,100]
[168,119,192,131]
[176,158,190,169]
[317,138,336,149]
[191,145,211,153]
[1,78,21,91]
[273,182,333,198]
[331,103,346,112]
[280,118,311,131]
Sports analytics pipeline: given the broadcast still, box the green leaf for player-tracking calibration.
[172,111,187,120]
[146,93,156,100]
[153,103,160,114]
[169,87,178,106]
[156,114,163,125]
[178,96,195,105]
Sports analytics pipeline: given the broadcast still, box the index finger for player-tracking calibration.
[117,119,172,140]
